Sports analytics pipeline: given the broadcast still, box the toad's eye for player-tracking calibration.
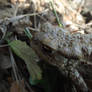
[42,45,53,54]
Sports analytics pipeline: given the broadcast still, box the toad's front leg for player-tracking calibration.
[59,59,88,92]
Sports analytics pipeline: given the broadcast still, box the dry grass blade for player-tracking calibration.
[0,44,8,47]
[0,9,48,26]
[9,48,20,84]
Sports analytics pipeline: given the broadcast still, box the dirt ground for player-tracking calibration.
[0,0,92,92]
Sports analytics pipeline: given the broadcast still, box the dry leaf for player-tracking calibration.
[10,80,27,92]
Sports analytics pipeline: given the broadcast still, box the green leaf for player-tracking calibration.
[24,28,33,39]
[9,40,42,82]
[49,1,63,27]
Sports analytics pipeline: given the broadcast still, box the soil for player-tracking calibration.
[0,0,92,92]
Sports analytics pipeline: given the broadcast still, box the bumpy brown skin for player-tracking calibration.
[34,22,92,61]
[31,22,92,92]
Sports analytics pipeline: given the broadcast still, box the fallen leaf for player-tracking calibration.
[10,80,27,92]
[9,40,42,81]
